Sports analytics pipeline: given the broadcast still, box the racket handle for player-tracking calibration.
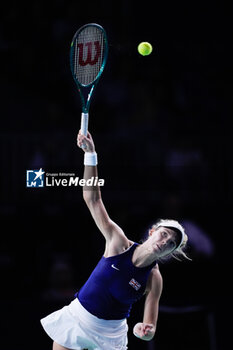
[81,112,89,136]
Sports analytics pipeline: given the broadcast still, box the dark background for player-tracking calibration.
[1,1,232,350]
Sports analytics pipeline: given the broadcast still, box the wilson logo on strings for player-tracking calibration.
[78,41,101,66]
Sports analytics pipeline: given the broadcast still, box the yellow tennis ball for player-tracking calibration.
[137,42,153,56]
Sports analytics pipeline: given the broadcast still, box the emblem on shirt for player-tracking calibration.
[129,278,141,291]
[111,264,120,271]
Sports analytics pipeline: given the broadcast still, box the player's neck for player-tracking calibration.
[132,243,157,268]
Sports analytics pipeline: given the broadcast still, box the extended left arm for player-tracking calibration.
[133,267,163,341]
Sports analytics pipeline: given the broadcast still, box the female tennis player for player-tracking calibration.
[40,131,189,350]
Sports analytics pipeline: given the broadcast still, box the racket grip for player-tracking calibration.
[81,112,89,136]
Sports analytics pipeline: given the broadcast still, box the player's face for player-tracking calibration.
[148,227,178,257]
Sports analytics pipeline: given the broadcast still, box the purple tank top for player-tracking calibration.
[76,243,157,320]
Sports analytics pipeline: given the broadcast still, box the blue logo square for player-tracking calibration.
[26,169,45,188]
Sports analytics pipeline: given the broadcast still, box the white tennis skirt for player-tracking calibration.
[40,298,128,350]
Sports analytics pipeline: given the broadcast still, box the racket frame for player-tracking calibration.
[70,23,108,136]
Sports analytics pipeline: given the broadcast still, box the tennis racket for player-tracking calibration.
[70,23,108,141]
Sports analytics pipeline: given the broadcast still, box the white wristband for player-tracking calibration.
[84,152,98,166]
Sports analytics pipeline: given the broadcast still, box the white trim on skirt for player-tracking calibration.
[40,298,128,350]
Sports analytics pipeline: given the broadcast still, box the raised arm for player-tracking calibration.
[77,131,127,247]
[133,266,163,341]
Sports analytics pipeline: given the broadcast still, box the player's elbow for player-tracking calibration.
[83,189,101,203]
[83,191,91,203]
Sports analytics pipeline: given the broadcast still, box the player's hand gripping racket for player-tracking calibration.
[70,23,108,146]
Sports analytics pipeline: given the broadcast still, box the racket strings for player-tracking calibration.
[72,26,105,86]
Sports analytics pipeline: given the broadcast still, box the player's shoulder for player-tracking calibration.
[151,264,163,281]
[145,265,163,297]
[104,236,133,257]
[149,265,163,292]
